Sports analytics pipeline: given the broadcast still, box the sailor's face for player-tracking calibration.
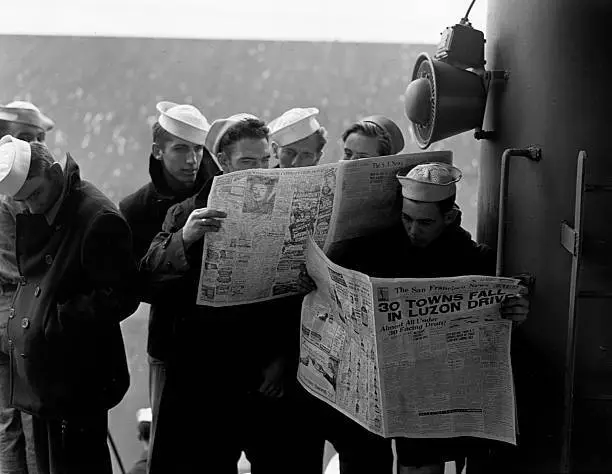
[222,138,270,172]
[13,163,63,215]
[4,123,46,144]
[275,132,322,168]
[156,136,203,184]
[400,199,448,248]
[342,132,380,160]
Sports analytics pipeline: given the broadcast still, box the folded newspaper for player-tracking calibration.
[298,236,520,444]
[197,151,451,306]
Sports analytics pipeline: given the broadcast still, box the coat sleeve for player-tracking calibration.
[0,197,21,283]
[139,201,195,287]
[79,210,140,321]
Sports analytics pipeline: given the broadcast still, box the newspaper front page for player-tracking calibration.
[371,276,519,444]
[196,150,451,306]
[298,236,521,444]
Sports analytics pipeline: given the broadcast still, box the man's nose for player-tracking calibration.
[185,150,197,164]
[291,154,302,167]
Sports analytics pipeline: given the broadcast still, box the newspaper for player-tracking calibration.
[298,237,520,444]
[197,151,451,306]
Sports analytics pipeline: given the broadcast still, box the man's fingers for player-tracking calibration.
[500,308,528,321]
[192,208,227,219]
[259,380,272,394]
[501,312,527,320]
[503,295,528,306]
[266,384,283,398]
[502,302,529,310]
[296,266,317,293]
[198,218,223,228]
[297,279,317,293]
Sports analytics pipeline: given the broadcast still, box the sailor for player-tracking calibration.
[141,114,299,473]
[0,135,137,474]
[0,100,55,474]
[298,162,530,474]
[269,107,327,168]
[120,101,217,466]
[341,115,404,160]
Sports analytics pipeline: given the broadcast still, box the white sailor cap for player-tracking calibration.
[205,113,259,156]
[269,107,321,147]
[0,135,31,197]
[156,101,210,146]
[0,101,54,132]
[136,407,153,424]
[397,162,462,202]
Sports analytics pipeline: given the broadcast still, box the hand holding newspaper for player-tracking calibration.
[298,236,521,444]
[197,151,451,306]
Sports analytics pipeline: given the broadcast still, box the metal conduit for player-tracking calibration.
[496,146,542,276]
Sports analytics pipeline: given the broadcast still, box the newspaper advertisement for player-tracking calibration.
[297,236,384,435]
[298,236,521,444]
[197,150,451,306]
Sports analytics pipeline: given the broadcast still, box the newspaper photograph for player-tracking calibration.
[298,236,521,444]
[197,150,451,306]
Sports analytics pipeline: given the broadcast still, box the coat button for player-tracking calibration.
[9,308,15,318]
[21,318,30,329]
[34,286,41,297]
[45,254,53,265]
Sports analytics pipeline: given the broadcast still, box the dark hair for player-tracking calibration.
[341,122,392,156]
[218,118,269,154]
[27,142,55,179]
[137,421,151,442]
[0,120,12,137]
[152,121,176,149]
[313,127,328,153]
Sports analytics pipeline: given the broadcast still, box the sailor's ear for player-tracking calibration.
[152,143,163,160]
[443,206,459,225]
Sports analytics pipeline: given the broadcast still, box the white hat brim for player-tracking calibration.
[156,101,210,146]
[0,107,55,132]
[270,107,320,147]
[0,135,31,197]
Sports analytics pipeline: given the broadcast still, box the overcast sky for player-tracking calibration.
[0,0,487,43]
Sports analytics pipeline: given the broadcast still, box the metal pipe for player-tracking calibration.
[496,147,542,276]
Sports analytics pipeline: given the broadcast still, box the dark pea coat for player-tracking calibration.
[7,154,138,419]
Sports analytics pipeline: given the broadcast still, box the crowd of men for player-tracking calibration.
[0,100,528,474]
